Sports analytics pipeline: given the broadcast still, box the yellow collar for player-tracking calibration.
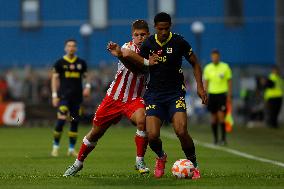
[63,55,77,63]
[155,32,172,47]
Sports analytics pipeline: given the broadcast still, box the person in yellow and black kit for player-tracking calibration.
[51,39,91,157]
[204,49,232,145]
[264,66,283,128]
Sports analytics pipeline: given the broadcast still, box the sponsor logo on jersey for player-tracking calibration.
[157,49,163,55]
[176,97,186,109]
[146,104,156,110]
[77,64,82,70]
[166,48,172,54]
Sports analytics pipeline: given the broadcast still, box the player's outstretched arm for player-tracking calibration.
[107,41,143,74]
[121,48,159,67]
[188,53,208,105]
[107,41,158,73]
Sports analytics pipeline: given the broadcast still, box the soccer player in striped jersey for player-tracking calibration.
[63,20,158,176]
[108,13,208,179]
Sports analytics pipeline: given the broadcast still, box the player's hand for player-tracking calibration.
[107,41,122,57]
[148,53,159,66]
[83,87,91,97]
[52,97,60,107]
[197,86,208,105]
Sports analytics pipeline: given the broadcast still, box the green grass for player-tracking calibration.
[0,123,283,189]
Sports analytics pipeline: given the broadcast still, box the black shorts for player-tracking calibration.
[144,90,187,122]
[207,93,227,113]
[57,99,81,120]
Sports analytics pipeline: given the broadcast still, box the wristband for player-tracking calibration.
[85,83,91,89]
[143,58,149,66]
[52,92,58,98]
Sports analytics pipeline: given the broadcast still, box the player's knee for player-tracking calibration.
[88,125,108,142]
[147,131,159,142]
[136,118,146,131]
[175,126,188,139]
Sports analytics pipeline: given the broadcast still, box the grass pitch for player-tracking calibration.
[0,123,283,189]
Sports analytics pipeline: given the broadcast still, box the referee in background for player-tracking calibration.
[203,49,232,145]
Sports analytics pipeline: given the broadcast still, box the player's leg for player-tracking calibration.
[51,101,68,157]
[67,103,81,157]
[63,96,122,176]
[130,108,149,173]
[172,112,197,166]
[147,115,167,178]
[63,124,111,177]
[144,96,167,178]
[171,112,201,179]
[125,98,149,173]
[169,94,201,179]
[147,116,164,157]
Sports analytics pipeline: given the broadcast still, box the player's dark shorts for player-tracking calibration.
[144,90,187,122]
[57,99,81,121]
[207,93,227,113]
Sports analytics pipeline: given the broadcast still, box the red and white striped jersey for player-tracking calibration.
[106,41,145,102]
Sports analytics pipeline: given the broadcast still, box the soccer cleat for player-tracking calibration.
[51,147,59,157]
[191,168,201,179]
[135,159,150,174]
[67,150,78,157]
[63,163,83,177]
[154,154,167,178]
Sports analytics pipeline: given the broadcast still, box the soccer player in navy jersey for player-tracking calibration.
[109,12,207,179]
[63,20,159,177]
[51,39,91,157]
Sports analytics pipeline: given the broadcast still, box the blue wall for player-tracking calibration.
[0,0,276,68]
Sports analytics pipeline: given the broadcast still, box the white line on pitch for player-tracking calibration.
[161,130,284,168]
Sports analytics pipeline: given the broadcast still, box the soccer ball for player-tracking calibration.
[171,159,195,179]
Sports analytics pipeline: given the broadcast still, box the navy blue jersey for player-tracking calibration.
[53,56,87,102]
[139,32,193,92]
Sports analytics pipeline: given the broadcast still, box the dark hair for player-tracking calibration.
[132,19,149,32]
[211,48,220,55]
[64,39,77,46]
[154,12,171,25]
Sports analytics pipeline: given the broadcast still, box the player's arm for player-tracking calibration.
[203,67,209,93]
[107,41,158,73]
[81,61,91,97]
[204,79,209,93]
[186,52,208,105]
[51,71,60,107]
[107,41,143,73]
[83,72,91,97]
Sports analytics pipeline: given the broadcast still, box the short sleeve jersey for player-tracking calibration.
[53,56,87,101]
[203,62,232,94]
[139,32,193,92]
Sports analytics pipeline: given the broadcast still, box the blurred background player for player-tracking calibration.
[203,49,232,145]
[116,12,208,179]
[264,65,283,128]
[51,39,91,157]
[63,20,158,176]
